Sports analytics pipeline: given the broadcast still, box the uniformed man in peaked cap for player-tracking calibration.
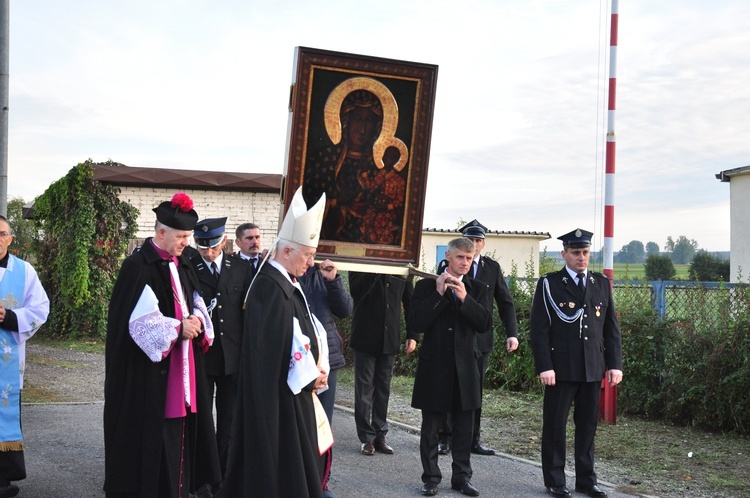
[190,217,251,479]
[529,228,623,498]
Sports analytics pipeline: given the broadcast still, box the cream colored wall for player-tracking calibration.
[118,186,281,250]
[729,172,750,282]
[418,232,547,277]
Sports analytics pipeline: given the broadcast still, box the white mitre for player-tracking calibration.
[277,187,326,248]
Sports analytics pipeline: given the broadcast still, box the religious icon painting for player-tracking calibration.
[283,47,438,268]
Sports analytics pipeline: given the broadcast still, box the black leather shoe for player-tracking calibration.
[575,484,607,497]
[451,481,479,496]
[438,442,450,455]
[470,442,495,456]
[546,485,572,497]
[0,484,18,498]
[374,439,394,454]
[360,441,375,455]
[420,481,438,496]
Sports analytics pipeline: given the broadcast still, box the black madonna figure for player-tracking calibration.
[304,78,409,246]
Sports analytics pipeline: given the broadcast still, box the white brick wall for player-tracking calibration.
[118,186,550,271]
[119,186,282,249]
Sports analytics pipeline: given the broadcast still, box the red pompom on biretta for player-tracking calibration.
[153,192,199,230]
[170,192,194,212]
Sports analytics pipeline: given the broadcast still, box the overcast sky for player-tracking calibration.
[8,0,748,251]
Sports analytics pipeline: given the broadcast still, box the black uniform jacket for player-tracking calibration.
[219,263,325,498]
[530,267,622,383]
[349,272,413,355]
[191,253,251,376]
[407,276,491,412]
[471,255,519,353]
[104,239,220,495]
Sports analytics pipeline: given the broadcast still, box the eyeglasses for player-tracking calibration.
[291,247,316,262]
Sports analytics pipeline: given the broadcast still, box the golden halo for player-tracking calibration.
[323,77,409,172]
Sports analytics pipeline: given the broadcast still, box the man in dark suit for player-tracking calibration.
[438,220,519,456]
[349,271,413,456]
[530,229,623,498]
[191,217,252,478]
[234,222,263,273]
[406,237,491,497]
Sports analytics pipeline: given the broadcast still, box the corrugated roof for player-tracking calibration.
[93,163,282,191]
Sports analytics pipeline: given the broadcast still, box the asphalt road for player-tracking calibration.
[19,402,645,498]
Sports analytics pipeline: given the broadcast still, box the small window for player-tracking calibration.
[435,245,448,270]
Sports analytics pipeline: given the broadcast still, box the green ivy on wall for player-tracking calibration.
[33,160,139,338]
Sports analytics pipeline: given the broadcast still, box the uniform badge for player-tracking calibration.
[568,302,575,309]
[595,305,601,317]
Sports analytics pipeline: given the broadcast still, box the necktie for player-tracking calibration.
[211,262,220,280]
[471,261,478,278]
[577,273,586,296]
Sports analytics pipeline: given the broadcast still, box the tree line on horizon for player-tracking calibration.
[589,236,731,282]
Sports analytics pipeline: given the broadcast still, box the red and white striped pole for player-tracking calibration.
[600,0,618,425]
[603,0,618,283]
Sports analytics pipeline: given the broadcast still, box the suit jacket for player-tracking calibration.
[474,255,518,352]
[231,252,259,278]
[407,276,491,412]
[529,267,622,383]
[191,253,252,376]
[349,272,413,355]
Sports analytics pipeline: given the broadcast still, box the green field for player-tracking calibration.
[586,262,690,281]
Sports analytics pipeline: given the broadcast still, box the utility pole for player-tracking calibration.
[0,0,8,217]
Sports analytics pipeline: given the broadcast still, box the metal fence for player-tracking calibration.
[613,280,749,328]
[512,277,749,328]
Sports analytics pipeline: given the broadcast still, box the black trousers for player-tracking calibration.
[353,350,395,443]
[439,351,489,445]
[0,392,25,485]
[541,381,601,488]
[473,351,490,441]
[0,451,25,485]
[208,372,238,477]
[420,409,474,485]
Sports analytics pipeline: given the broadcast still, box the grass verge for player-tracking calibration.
[22,383,66,403]
[23,337,104,403]
[33,335,105,353]
[339,368,750,498]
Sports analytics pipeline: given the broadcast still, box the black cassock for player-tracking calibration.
[219,262,326,498]
[103,239,220,496]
